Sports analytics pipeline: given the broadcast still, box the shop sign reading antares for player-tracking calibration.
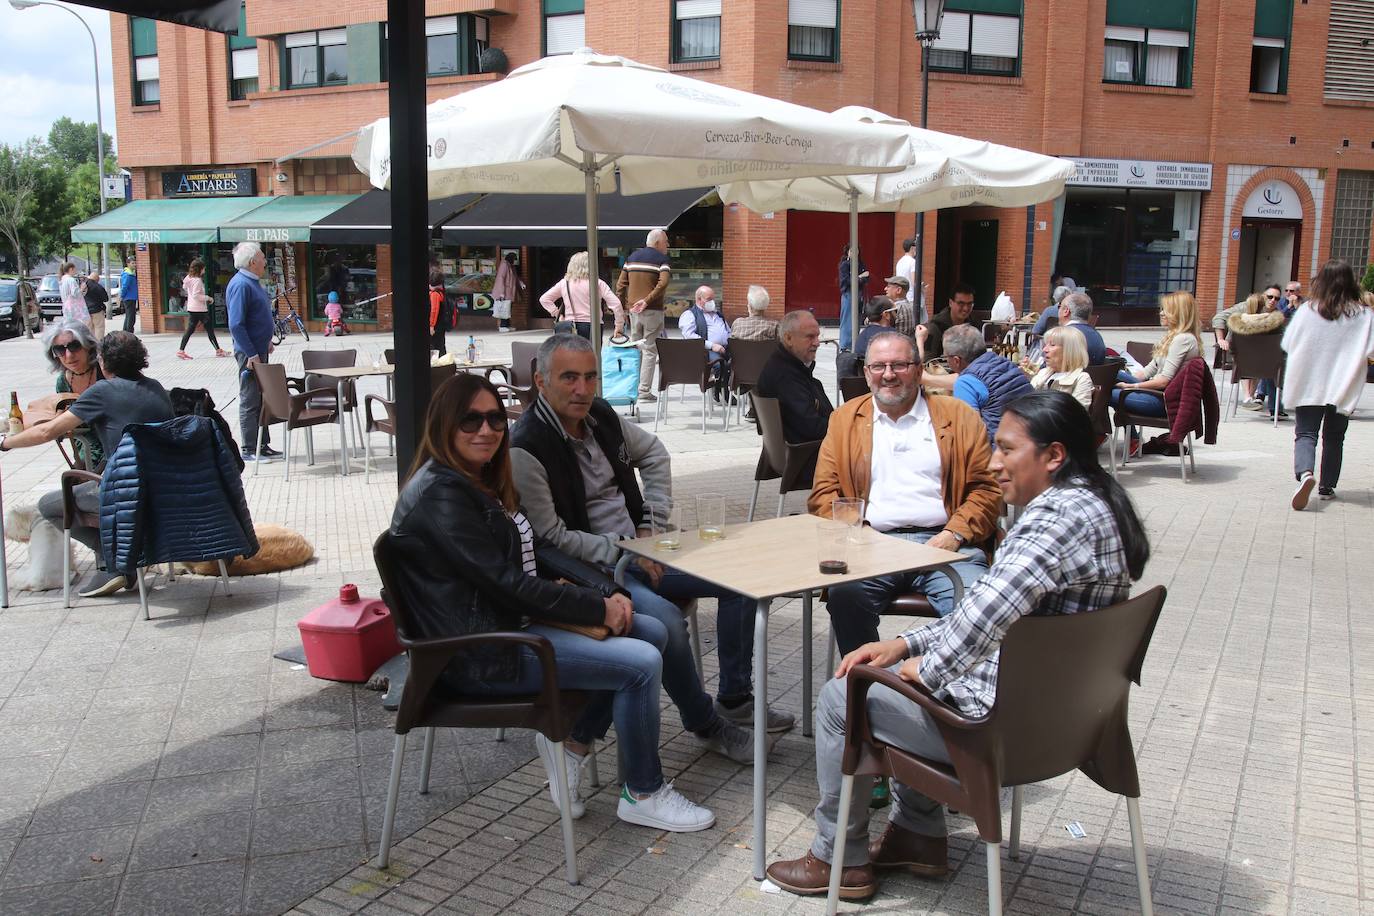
[161,168,256,198]
[1067,158,1211,191]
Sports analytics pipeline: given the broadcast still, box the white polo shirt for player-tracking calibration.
[865,393,948,532]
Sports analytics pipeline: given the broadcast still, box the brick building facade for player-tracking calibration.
[106,0,1374,332]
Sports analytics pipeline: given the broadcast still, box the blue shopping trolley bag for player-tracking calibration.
[601,335,641,409]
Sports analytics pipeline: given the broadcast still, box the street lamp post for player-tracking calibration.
[912,0,945,321]
[10,0,109,287]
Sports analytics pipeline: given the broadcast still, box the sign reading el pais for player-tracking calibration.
[161,168,256,198]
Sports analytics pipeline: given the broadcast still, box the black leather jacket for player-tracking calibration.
[388,459,618,683]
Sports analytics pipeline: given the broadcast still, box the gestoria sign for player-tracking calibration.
[1241,180,1303,220]
[1066,157,1212,191]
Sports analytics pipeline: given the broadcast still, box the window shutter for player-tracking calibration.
[1105,0,1193,32]
[971,14,1019,57]
[231,47,258,79]
[1325,0,1374,101]
[1105,25,1145,41]
[1147,29,1189,48]
[426,16,458,35]
[931,11,970,50]
[546,13,585,54]
[788,0,838,29]
[678,0,721,19]
[134,56,160,81]
[285,32,317,48]
[1252,36,1284,49]
[1253,0,1291,40]
[131,17,158,55]
[318,29,346,46]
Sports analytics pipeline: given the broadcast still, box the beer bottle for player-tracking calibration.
[8,391,23,435]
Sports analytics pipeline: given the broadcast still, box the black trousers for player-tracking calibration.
[179,312,221,350]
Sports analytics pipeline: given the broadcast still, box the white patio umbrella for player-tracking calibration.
[717,106,1077,344]
[351,51,917,349]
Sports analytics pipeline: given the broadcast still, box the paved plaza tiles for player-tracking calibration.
[0,326,1369,914]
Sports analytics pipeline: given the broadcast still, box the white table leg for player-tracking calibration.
[337,379,350,476]
[0,470,8,608]
[753,596,771,881]
[801,590,813,738]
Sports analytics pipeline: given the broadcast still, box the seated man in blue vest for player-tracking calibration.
[921,324,1033,449]
[679,284,733,403]
[512,335,794,777]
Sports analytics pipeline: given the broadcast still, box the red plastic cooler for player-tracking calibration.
[297,584,402,682]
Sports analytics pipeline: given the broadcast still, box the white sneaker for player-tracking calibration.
[535,734,587,819]
[617,782,715,832]
[1292,473,1315,511]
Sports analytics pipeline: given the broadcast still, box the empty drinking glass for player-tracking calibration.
[647,499,682,551]
[697,494,725,541]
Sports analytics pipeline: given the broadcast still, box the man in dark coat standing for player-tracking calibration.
[756,310,834,482]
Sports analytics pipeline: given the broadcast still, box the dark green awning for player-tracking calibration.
[218,194,359,243]
[70,197,272,244]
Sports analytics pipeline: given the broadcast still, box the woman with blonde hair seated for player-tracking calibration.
[1029,325,1093,409]
[1111,290,1204,456]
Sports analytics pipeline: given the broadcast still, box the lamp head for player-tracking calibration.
[912,0,946,41]
[9,1,43,9]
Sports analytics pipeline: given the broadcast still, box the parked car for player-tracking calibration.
[0,276,42,337]
[35,274,62,319]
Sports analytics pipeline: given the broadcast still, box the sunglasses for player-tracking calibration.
[1264,294,1278,300]
[50,341,86,358]
[457,410,508,433]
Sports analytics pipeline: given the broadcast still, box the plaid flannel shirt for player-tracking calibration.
[889,299,916,338]
[902,483,1134,718]
[730,315,779,341]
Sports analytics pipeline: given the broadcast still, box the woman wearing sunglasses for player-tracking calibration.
[41,318,106,466]
[386,373,715,832]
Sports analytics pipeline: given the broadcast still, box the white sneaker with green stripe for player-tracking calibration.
[616,782,714,832]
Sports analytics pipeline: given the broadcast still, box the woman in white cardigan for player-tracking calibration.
[1029,325,1093,409]
[1281,259,1374,509]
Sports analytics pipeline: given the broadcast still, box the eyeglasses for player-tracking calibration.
[457,410,508,433]
[50,341,86,358]
[865,361,917,375]
[1264,294,1278,300]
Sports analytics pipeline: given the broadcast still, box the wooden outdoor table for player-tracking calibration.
[614,512,964,881]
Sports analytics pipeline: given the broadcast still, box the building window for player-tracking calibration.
[426,14,489,76]
[1102,0,1194,88]
[284,29,347,88]
[928,7,1021,77]
[1331,170,1374,276]
[131,17,159,104]
[544,0,584,56]
[1325,0,1374,101]
[228,4,258,100]
[673,0,721,62]
[1250,0,1290,94]
[788,0,838,61]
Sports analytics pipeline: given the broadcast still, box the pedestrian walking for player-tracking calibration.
[615,229,672,402]
[59,261,88,324]
[226,242,280,463]
[176,259,229,359]
[837,244,868,352]
[428,270,449,356]
[540,250,622,340]
[1281,259,1374,509]
[119,257,139,332]
[81,269,108,340]
[492,251,525,333]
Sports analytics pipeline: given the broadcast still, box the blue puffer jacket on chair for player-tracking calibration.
[99,414,259,576]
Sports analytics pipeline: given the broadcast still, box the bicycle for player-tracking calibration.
[271,293,310,344]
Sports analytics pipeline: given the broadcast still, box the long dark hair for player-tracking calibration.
[1308,259,1362,321]
[1003,390,1150,580]
[407,373,518,512]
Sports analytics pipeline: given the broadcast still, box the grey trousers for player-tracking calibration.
[630,309,664,394]
[235,350,269,452]
[810,671,952,867]
[37,481,101,556]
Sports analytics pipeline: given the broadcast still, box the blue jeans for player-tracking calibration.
[442,616,669,794]
[1109,369,1167,417]
[1256,378,1282,414]
[625,566,756,702]
[839,293,854,350]
[825,529,990,656]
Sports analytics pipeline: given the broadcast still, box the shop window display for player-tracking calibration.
[430,243,500,318]
[312,246,378,323]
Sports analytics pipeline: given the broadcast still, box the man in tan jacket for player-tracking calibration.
[810,331,1002,655]
[614,229,672,400]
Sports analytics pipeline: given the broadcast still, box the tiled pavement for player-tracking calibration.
[0,325,1370,914]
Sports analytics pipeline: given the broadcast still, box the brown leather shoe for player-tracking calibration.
[868,822,949,878]
[765,851,877,900]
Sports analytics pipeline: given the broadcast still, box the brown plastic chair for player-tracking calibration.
[748,394,821,519]
[825,585,1168,916]
[1125,340,1154,366]
[1226,332,1284,426]
[372,532,589,884]
[1085,363,1122,473]
[361,365,457,480]
[303,349,363,450]
[1110,358,1203,482]
[839,375,869,402]
[488,341,541,410]
[726,338,776,423]
[251,362,338,481]
[653,336,719,433]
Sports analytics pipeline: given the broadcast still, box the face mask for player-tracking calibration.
[702,299,717,313]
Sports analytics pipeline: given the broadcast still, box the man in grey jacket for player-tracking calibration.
[511,335,796,755]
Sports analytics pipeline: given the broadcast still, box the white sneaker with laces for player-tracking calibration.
[1292,473,1315,511]
[535,734,587,819]
[617,782,715,832]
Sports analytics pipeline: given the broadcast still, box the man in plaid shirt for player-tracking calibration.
[768,390,1148,901]
[883,275,918,337]
[729,284,780,341]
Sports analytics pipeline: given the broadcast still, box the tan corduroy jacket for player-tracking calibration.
[808,392,1003,549]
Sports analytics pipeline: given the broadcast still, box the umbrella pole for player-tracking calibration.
[848,190,860,350]
[583,154,602,385]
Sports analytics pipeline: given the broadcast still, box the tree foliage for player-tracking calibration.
[47,117,116,171]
